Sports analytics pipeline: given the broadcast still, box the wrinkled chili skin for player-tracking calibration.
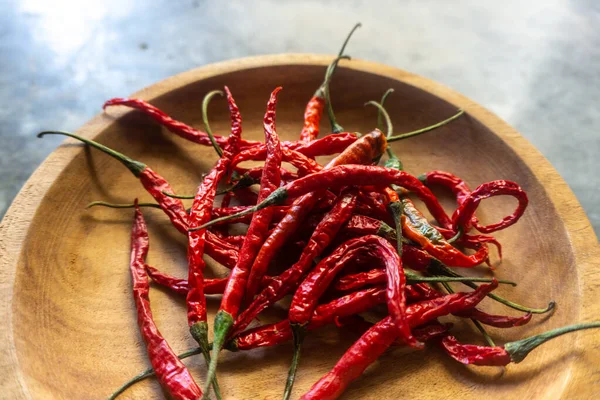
[452,180,528,234]
[187,86,243,327]
[138,168,189,235]
[300,280,498,400]
[273,165,452,229]
[145,265,273,296]
[130,204,202,400]
[230,286,386,351]
[286,132,357,158]
[220,87,283,318]
[401,197,489,268]
[289,235,417,347]
[103,97,258,148]
[230,146,322,177]
[232,190,358,337]
[440,335,511,366]
[246,189,357,304]
[299,96,325,142]
[231,131,387,335]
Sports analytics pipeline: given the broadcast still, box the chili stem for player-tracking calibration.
[107,348,202,400]
[202,90,225,157]
[162,191,194,199]
[506,322,600,363]
[87,201,162,210]
[430,261,555,314]
[283,325,305,400]
[37,131,146,176]
[386,109,464,142]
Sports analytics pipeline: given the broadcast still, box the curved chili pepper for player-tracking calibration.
[440,322,600,366]
[299,23,360,142]
[452,180,528,234]
[231,190,358,338]
[37,131,192,234]
[228,286,386,352]
[205,87,283,397]
[286,132,358,157]
[230,145,323,176]
[194,134,389,230]
[103,97,259,149]
[129,203,202,400]
[187,88,243,359]
[285,235,418,399]
[145,265,273,297]
[299,280,498,400]
[401,197,489,268]
[245,189,357,304]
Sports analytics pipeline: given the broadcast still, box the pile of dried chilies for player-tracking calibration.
[39,24,599,400]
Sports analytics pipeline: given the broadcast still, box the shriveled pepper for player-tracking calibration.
[205,87,283,397]
[128,202,202,400]
[440,322,600,366]
[299,280,498,400]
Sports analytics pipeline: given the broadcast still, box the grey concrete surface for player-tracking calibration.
[1,0,599,236]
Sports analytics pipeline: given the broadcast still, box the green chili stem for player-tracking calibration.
[86,201,162,210]
[386,109,465,142]
[429,261,555,314]
[107,348,202,400]
[283,325,305,400]
[389,201,404,256]
[162,191,195,199]
[366,100,393,138]
[189,187,287,231]
[441,281,496,346]
[37,131,146,177]
[202,90,225,157]
[405,271,515,286]
[506,322,600,363]
[448,227,464,244]
[202,311,234,399]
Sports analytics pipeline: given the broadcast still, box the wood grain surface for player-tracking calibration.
[1,54,598,399]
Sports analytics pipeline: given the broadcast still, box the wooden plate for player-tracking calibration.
[1,55,598,399]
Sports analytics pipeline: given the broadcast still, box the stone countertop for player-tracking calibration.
[1,0,598,236]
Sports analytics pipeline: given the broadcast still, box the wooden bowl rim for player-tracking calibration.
[1,53,598,398]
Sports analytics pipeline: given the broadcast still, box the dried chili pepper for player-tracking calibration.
[231,190,358,338]
[299,280,498,400]
[185,87,243,400]
[230,145,323,176]
[145,265,273,297]
[452,180,528,234]
[103,97,259,149]
[402,197,489,267]
[38,131,193,234]
[204,87,283,397]
[284,235,418,399]
[187,88,243,362]
[440,322,600,366]
[299,23,360,142]
[127,202,202,400]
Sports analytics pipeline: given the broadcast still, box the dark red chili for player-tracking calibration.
[440,322,600,366]
[103,97,259,149]
[452,180,528,234]
[187,87,243,354]
[129,202,202,400]
[205,87,283,396]
[299,280,498,400]
[231,190,358,338]
[37,131,192,235]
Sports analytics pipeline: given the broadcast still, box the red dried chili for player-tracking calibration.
[440,322,600,366]
[187,88,243,359]
[299,280,498,400]
[128,202,202,400]
[205,87,283,397]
